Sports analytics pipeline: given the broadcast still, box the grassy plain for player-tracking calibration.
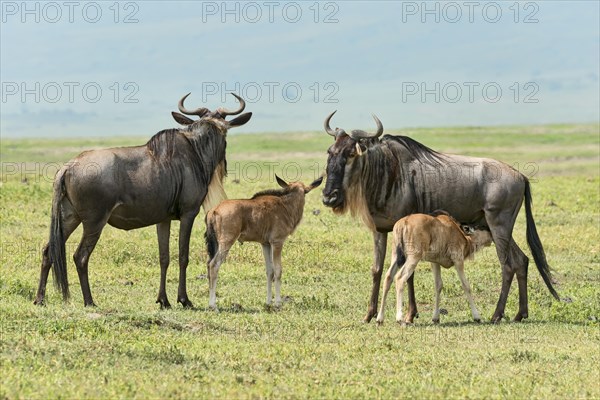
[1,123,599,399]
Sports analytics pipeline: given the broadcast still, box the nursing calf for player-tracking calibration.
[376,212,493,325]
[204,175,323,310]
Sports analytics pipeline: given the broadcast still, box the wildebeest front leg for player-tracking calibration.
[155,221,171,309]
[262,244,274,306]
[365,231,387,323]
[176,215,195,308]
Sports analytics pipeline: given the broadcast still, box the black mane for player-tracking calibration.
[251,187,294,199]
[145,121,227,189]
[382,134,446,166]
[146,128,179,160]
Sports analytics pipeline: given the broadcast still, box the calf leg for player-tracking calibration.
[376,246,399,325]
[272,242,284,307]
[207,241,233,311]
[262,244,274,306]
[394,259,419,324]
[431,263,443,324]
[454,261,481,322]
[405,274,418,323]
[365,231,387,323]
[155,221,171,309]
[176,214,196,308]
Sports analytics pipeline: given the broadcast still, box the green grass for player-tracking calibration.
[1,123,599,399]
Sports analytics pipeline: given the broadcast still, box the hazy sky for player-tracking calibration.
[1,1,599,137]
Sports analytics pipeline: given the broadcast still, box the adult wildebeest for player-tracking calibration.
[321,112,560,323]
[34,93,252,308]
[376,212,493,325]
[204,175,323,310]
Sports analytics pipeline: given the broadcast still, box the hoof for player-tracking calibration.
[432,318,440,324]
[513,313,528,322]
[33,297,45,306]
[363,313,375,324]
[474,318,481,323]
[376,318,384,326]
[84,302,97,308]
[491,314,503,324]
[208,305,219,313]
[156,299,172,309]
[178,298,194,309]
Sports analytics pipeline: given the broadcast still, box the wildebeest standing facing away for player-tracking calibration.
[204,175,323,310]
[320,112,559,323]
[34,93,252,308]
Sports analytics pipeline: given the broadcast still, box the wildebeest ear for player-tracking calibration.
[275,175,288,188]
[307,176,324,192]
[172,112,195,125]
[228,112,252,127]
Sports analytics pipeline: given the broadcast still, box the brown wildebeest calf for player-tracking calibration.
[204,175,323,311]
[376,212,493,325]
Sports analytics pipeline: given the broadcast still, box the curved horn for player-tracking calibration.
[178,93,209,117]
[216,93,246,116]
[324,110,338,137]
[350,114,384,140]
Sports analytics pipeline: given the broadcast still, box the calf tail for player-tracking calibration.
[204,214,218,261]
[395,244,406,270]
[49,168,69,301]
[395,226,407,269]
[524,180,560,300]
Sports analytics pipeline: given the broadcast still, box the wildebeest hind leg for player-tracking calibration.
[34,213,80,305]
[486,210,519,323]
[511,241,529,321]
[74,219,106,307]
[155,221,171,309]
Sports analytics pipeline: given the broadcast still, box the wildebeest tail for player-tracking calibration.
[204,214,218,260]
[524,180,560,300]
[49,168,70,300]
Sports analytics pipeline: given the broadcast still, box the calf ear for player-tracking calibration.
[275,175,288,188]
[172,112,195,125]
[306,176,324,192]
[228,112,252,127]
